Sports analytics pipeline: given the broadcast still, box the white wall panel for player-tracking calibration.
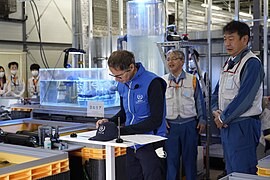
[0,22,23,40]
[25,0,72,43]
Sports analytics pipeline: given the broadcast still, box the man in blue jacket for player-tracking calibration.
[96,50,167,180]
[212,20,264,175]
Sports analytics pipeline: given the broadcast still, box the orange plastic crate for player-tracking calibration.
[257,166,270,177]
[81,147,126,159]
[0,159,69,180]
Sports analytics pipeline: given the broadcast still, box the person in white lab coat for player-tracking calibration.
[6,61,25,98]
[0,66,9,96]
[28,63,40,98]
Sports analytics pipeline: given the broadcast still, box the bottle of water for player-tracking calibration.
[44,137,51,149]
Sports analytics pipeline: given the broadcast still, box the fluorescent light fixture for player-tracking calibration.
[201,3,222,11]
[239,12,253,18]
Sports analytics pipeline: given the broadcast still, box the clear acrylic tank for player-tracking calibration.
[39,68,119,108]
[127,0,164,76]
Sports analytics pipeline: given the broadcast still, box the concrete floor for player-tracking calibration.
[196,169,224,180]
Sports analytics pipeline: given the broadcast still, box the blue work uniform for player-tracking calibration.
[163,71,206,180]
[212,48,264,174]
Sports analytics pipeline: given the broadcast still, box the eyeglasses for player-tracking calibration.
[109,69,131,79]
[166,57,182,62]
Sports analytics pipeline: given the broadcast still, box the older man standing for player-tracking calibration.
[212,20,264,175]
[163,49,206,180]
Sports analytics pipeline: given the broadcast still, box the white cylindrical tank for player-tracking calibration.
[127,0,164,76]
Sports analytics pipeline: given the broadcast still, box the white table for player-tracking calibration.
[60,131,166,180]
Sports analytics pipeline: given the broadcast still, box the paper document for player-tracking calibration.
[121,134,167,145]
[77,130,97,138]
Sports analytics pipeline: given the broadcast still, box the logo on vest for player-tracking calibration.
[136,94,144,104]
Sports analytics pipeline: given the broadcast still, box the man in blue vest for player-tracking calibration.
[96,50,167,180]
[212,20,265,175]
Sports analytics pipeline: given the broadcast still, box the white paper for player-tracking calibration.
[121,134,167,145]
[77,130,97,138]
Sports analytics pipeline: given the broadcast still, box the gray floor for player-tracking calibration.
[197,169,224,180]
[208,169,224,180]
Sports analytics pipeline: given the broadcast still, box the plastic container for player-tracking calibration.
[127,0,165,76]
[69,147,127,180]
[257,155,270,177]
[44,137,51,149]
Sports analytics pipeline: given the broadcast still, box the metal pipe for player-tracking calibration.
[119,0,124,36]
[234,0,239,20]
[165,0,168,28]
[207,0,212,84]
[183,0,187,34]
[22,2,27,52]
[107,0,112,54]
[206,0,212,179]
[88,0,93,68]
[72,0,79,49]
[175,0,179,32]
[264,0,269,94]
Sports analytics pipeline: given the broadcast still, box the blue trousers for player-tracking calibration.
[126,144,164,180]
[166,120,198,180]
[221,118,261,174]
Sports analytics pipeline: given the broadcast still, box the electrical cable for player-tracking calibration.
[27,0,53,37]
[29,1,47,68]
[29,0,49,68]
[31,0,50,68]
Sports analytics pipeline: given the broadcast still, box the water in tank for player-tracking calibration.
[39,68,119,108]
[127,0,165,76]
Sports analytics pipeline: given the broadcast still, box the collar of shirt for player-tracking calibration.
[11,75,18,78]
[169,71,186,84]
[32,76,39,80]
[230,47,250,64]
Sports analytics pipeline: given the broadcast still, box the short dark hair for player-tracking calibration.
[223,20,250,42]
[8,61,19,69]
[108,50,135,70]
[30,63,40,71]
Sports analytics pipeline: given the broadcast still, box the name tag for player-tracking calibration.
[182,89,192,97]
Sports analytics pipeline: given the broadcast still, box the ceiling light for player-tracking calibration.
[201,3,222,11]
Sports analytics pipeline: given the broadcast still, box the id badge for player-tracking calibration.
[182,88,192,97]
[225,75,234,89]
